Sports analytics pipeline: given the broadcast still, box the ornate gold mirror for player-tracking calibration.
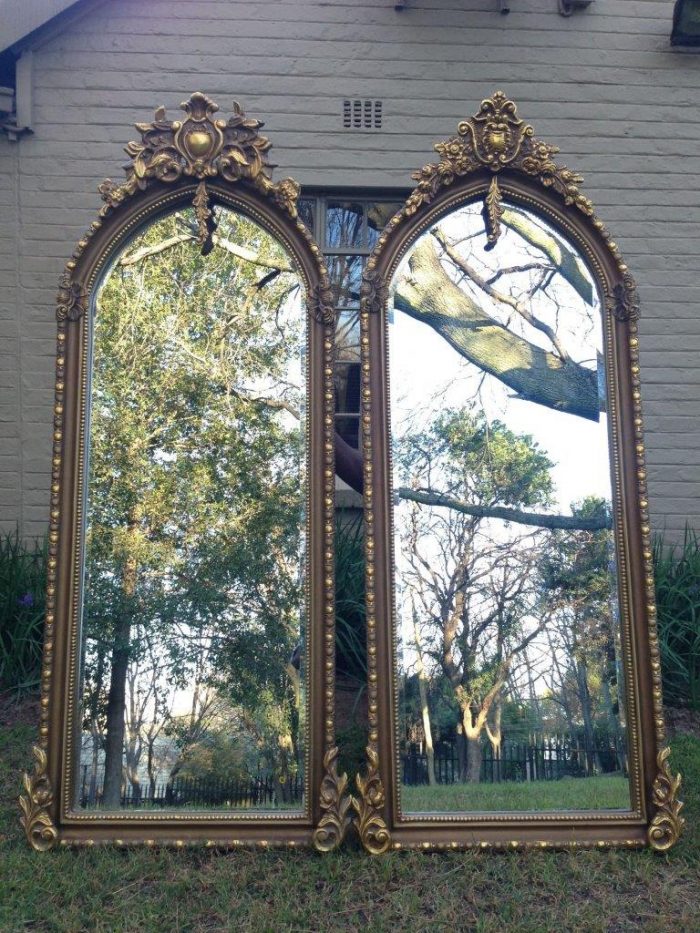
[21,95,350,851]
[354,92,683,853]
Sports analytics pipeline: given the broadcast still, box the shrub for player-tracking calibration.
[653,526,700,711]
[0,530,46,694]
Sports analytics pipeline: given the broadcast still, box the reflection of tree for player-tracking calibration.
[399,409,556,782]
[81,207,304,807]
[394,211,600,423]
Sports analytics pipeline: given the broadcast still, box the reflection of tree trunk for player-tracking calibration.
[576,658,601,774]
[486,698,503,782]
[411,603,436,786]
[102,613,131,807]
[102,531,138,809]
[466,734,482,784]
[395,240,600,421]
[456,726,468,783]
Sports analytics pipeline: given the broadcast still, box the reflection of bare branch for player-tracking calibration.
[119,231,293,272]
[433,230,571,362]
[501,207,594,306]
[395,240,601,421]
[397,486,611,531]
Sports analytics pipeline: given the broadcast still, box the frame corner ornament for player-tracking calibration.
[352,747,391,855]
[648,746,684,852]
[606,272,641,323]
[312,747,352,852]
[19,746,58,852]
[97,92,301,220]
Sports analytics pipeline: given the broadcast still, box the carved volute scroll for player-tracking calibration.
[22,93,349,853]
[356,91,682,853]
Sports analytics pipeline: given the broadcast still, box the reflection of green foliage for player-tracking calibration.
[654,526,700,711]
[174,732,249,783]
[398,408,554,509]
[82,206,304,779]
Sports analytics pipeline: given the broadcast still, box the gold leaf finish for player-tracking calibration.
[648,747,684,852]
[352,747,391,855]
[312,747,352,852]
[19,746,58,852]
[98,93,299,218]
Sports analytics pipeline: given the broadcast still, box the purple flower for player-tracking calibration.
[17,592,35,608]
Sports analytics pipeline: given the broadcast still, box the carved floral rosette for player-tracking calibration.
[648,747,685,852]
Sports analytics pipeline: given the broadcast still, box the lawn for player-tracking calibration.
[1,700,698,933]
[401,774,631,813]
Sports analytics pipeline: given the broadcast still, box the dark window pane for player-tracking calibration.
[335,415,360,449]
[326,202,364,248]
[298,198,315,234]
[328,255,363,307]
[336,310,360,362]
[335,361,361,416]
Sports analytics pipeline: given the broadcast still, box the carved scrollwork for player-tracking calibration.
[56,271,88,323]
[606,272,641,323]
[309,279,335,325]
[98,93,299,218]
[19,746,58,852]
[648,746,684,852]
[360,268,389,314]
[404,90,594,221]
[312,747,352,852]
[352,747,391,855]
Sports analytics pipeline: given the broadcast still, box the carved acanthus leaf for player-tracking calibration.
[648,746,684,852]
[404,90,594,219]
[312,747,352,852]
[352,746,391,855]
[19,746,58,852]
[98,93,299,218]
[483,176,503,249]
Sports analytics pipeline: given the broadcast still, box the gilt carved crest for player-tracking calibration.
[97,93,300,218]
[405,91,594,225]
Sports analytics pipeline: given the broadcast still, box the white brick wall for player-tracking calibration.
[1,0,699,539]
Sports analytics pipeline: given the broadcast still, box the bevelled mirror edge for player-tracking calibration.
[20,94,352,853]
[353,91,683,854]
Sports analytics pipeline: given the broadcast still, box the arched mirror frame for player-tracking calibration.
[353,92,683,854]
[20,94,352,853]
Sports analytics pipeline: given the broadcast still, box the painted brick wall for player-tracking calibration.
[1,0,699,538]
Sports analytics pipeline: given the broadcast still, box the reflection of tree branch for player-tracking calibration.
[433,230,571,362]
[397,486,612,531]
[501,207,593,306]
[119,232,293,273]
[394,239,601,421]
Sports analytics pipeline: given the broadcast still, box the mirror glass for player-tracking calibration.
[75,205,307,812]
[389,201,630,813]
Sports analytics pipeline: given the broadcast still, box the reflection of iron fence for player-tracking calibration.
[402,734,627,786]
[80,770,304,808]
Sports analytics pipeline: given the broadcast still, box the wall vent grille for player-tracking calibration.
[343,99,382,130]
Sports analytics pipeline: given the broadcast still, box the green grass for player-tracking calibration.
[401,774,630,813]
[1,702,699,932]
